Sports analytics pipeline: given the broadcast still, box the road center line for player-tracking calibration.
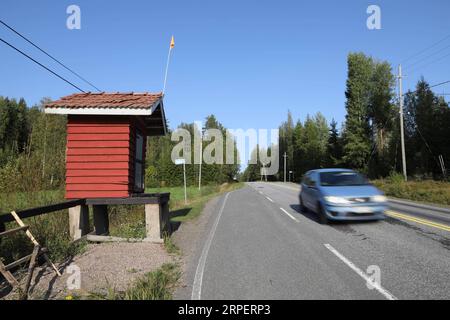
[266,196,274,203]
[280,208,299,222]
[191,192,231,300]
[324,244,397,300]
[385,210,450,232]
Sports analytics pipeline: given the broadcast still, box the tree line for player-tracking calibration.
[0,97,66,193]
[0,96,239,192]
[243,52,450,181]
[146,114,240,187]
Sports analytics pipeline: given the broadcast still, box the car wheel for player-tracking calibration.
[300,194,307,212]
[317,202,329,225]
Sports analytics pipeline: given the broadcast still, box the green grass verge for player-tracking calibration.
[147,182,244,223]
[372,174,450,206]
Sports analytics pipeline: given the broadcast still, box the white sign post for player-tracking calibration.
[175,158,187,204]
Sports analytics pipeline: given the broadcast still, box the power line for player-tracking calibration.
[404,42,450,70]
[401,33,450,65]
[404,79,450,95]
[0,37,86,93]
[0,19,101,92]
[407,51,450,76]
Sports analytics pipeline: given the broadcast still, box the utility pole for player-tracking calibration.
[283,152,287,183]
[398,65,408,182]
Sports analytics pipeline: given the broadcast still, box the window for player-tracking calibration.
[134,131,144,190]
[319,171,369,186]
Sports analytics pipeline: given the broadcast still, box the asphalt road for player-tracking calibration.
[188,182,450,300]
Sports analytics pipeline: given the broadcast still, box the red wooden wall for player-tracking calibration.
[65,115,146,199]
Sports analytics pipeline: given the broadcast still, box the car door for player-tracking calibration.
[307,172,320,212]
[302,172,314,210]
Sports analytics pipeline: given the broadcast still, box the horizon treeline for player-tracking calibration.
[243,52,450,182]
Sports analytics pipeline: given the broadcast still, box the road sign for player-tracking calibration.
[175,159,187,204]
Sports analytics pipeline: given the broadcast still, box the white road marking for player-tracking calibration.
[191,192,231,300]
[280,208,299,222]
[266,196,274,203]
[324,244,397,300]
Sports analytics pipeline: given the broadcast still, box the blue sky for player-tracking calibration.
[1,0,450,158]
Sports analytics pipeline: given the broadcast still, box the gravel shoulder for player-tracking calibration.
[2,242,174,300]
[172,194,223,299]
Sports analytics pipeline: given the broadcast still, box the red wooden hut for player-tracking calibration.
[44,92,167,199]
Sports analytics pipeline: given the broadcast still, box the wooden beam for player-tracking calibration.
[0,225,29,238]
[0,199,85,224]
[86,193,170,206]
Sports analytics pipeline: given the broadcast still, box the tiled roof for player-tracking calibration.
[45,92,163,109]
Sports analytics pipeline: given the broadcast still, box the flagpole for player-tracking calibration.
[163,36,174,95]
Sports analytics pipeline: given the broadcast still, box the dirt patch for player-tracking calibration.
[3,241,174,300]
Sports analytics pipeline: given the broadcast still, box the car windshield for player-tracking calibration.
[319,171,369,186]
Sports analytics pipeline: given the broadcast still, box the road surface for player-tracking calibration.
[185,182,450,300]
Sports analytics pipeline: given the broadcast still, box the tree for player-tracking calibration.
[342,53,373,171]
[327,119,343,167]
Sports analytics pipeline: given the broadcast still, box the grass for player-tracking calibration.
[86,263,180,300]
[147,182,244,223]
[0,189,87,264]
[372,173,450,206]
[109,182,244,239]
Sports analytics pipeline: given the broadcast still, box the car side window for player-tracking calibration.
[309,173,317,187]
[303,173,316,187]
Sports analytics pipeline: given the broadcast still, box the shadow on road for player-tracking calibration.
[289,204,378,228]
[290,204,320,223]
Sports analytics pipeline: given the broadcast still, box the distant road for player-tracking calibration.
[187,182,450,300]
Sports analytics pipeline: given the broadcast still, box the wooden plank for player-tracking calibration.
[67,140,130,148]
[67,148,130,156]
[0,225,29,238]
[68,122,130,127]
[67,155,130,162]
[10,211,61,277]
[67,133,131,141]
[68,115,131,125]
[0,260,20,287]
[0,199,85,223]
[66,169,131,177]
[66,191,130,199]
[67,126,130,134]
[4,248,47,271]
[86,197,158,205]
[66,162,130,170]
[66,184,130,191]
[66,176,130,184]
[22,245,40,300]
[5,253,32,270]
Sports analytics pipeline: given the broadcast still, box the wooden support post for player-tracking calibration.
[69,205,90,241]
[161,201,171,234]
[22,245,40,300]
[0,222,5,245]
[145,203,163,243]
[93,205,109,236]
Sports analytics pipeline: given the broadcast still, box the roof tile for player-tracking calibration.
[45,92,163,109]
